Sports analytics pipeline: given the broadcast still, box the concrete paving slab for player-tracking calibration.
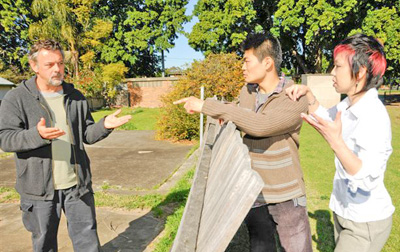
[0,203,163,252]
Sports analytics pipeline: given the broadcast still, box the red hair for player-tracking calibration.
[334,43,387,78]
[333,44,355,67]
[369,51,387,77]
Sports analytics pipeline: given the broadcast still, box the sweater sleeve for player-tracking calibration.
[201,94,308,137]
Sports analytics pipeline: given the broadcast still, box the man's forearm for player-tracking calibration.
[202,98,306,137]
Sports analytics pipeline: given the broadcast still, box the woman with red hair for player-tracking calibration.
[286,34,394,252]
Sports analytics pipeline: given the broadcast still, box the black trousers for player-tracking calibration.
[244,200,313,252]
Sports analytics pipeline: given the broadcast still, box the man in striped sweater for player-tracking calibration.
[174,33,312,252]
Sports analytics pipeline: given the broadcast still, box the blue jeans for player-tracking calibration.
[245,200,312,252]
[20,186,101,252]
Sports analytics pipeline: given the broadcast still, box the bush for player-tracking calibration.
[156,53,245,141]
[68,62,128,106]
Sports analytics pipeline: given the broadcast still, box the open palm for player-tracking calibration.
[104,109,132,129]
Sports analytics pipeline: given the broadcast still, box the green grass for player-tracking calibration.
[92,107,160,130]
[94,167,194,210]
[0,152,12,159]
[0,187,19,203]
[379,89,400,95]
[301,105,400,251]
[185,141,199,159]
[151,168,194,251]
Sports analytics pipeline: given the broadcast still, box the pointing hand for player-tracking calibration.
[173,96,204,114]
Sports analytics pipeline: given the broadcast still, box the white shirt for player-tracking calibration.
[315,88,394,222]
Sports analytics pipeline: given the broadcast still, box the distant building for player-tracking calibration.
[0,77,15,105]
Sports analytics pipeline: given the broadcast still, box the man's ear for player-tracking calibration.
[263,56,274,71]
[29,60,39,73]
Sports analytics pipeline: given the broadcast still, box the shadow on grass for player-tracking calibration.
[100,188,190,252]
[309,210,335,252]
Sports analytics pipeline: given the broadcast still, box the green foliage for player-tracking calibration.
[189,0,257,55]
[270,0,400,76]
[95,0,190,77]
[156,53,244,141]
[190,0,400,81]
[0,0,33,77]
[69,68,102,98]
[354,6,400,86]
[1,0,189,91]
[100,62,128,104]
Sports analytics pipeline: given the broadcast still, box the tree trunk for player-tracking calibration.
[315,47,322,73]
[292,49,309,74]
[73,51,79,78]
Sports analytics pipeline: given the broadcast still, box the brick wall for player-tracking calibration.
[125,77,179,108]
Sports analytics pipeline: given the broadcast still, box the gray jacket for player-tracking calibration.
[0,76,112,200]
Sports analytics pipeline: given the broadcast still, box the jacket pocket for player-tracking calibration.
[20,200,39,233]
[16,157,46,196]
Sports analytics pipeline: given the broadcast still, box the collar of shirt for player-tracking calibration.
[255,76,287,95]
[254,76,287,111]
[339,88,378,119]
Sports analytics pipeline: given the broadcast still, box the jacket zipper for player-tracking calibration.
[39,101,56,189]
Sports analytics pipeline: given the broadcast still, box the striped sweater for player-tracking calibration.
[201,81,308,203]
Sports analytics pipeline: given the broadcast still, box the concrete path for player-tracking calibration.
[0,130,196,252]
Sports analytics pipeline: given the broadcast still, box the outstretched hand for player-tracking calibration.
[104,109,132,129]
[173,96,204,114]
[37,118,66,140]
[301,111,343,149]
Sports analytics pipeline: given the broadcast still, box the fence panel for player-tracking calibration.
[171,119,263,252]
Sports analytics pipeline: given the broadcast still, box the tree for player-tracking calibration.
[188,0,257,55]
[354,4,400,86]
[29,0,108,77]
[100,62,128,105]
[156,53,244,141]
[0,0,33,83]
[95,0,189,77]
[189,0,400,81]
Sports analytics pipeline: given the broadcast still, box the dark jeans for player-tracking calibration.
[20,186,101,252]
[245,200,312,252]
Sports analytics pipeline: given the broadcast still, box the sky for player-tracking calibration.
[164,0,204,69]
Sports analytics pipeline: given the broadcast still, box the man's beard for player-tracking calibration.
[48,74,63,86]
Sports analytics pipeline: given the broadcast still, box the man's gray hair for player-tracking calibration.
[29,39,64,62]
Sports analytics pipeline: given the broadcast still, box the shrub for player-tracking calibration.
[156,53,245,141]
[68,62,128,106]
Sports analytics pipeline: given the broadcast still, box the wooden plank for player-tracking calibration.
[170,117,218,252]
[197,122,264,252]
